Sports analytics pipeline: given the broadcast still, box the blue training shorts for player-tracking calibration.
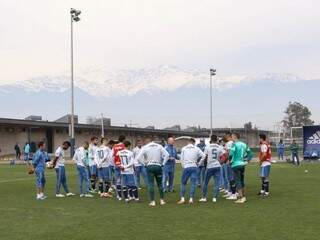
[98,167,111,181]
[260,165,271,178]
[121,174,136,187]
[89,165,98,177]
[35,170,46,188]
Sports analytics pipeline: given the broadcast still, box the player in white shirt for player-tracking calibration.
[118,141,139,202]
[177,138,205,204]
[73,141,93,198]
[88,136,99,193]
[198,135,225,203]
[222,133,237,200]
[95,138,113,198]
[136,137,169,206]
[133,139,148,189]
[52,141,76,198]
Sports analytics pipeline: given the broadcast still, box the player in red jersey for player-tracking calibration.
[112,135,126,200]
[258,134,272,197]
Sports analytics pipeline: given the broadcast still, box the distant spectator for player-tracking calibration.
[277,139,285,161]
[14,143,21,160]
[290,140,300,166]
[24,143,31,165]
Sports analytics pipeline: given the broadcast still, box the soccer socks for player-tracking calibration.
[130,186,139,199]
[263,180,269,193]
[230,180,237,194]
[123,186,128,200]
[98,181,103,193]
[91,177,96,190]
[260,179,265,193]
[128,188,133,198]
[260,178,270,194]
[116,185,122,198]
[104,181,110,193]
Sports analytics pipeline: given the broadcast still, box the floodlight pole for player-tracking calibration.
[70,8,81,157]
[209,69,216,137]
[101,113,105,138]
[70,13,75,156]
[210,73,212,137]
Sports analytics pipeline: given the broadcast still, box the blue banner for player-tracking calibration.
[303,125,320,159]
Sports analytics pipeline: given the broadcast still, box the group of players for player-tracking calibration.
[31,132,272,206]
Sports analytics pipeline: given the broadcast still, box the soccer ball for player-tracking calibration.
[219,153,228,164]
[46,162,54,169]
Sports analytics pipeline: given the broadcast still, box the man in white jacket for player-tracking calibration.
[136,137,169,207]
[177,138,205,204]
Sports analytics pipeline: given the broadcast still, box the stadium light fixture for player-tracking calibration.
[209,68,216,137]
[70,8,81,156]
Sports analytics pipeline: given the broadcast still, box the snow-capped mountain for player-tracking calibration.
[0,65,319,129]
[0,65,308,98]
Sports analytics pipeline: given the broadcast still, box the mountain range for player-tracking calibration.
[0,66,319,129]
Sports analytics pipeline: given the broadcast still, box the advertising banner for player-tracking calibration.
[303,125,320,159]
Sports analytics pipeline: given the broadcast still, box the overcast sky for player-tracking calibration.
[1,0,319,84]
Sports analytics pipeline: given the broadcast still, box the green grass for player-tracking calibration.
[0,163,319,240]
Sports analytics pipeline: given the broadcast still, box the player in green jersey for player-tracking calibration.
[229,132,253,203]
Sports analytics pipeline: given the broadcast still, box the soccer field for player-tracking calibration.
[0,163,319,240]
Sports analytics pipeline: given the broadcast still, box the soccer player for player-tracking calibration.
[258,134,272,197]
[199,135,225,203]
[136,136,169,207]
[89,136,99,193]
[24,142,31,165]
[14,143,21,161]
[133,139,148,189]
[107,140,115,193]
[223,133,237,200]
[277,139,285,161]
[229,132,253,203]
[95,138,113,198]
[52,141,75,197]
[177,138,205,204]
[162,137,178,193]
[31,141,50,200]
[73,141,93,198]
[118,141,139,202]
[113,135,126,200]
[218,139,227,193]
[196,139,206,187]
[290,140,300,166]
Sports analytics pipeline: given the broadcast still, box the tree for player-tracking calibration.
[282,101,314,131]
[244,122,253,130]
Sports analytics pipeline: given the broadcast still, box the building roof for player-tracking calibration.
[0,117,207,137]
[0,117,270,137]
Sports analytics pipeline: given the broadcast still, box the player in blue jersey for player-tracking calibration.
[163,137,178,192]
[31,141,50,200]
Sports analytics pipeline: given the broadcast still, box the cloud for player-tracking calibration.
[0,0,319,84]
